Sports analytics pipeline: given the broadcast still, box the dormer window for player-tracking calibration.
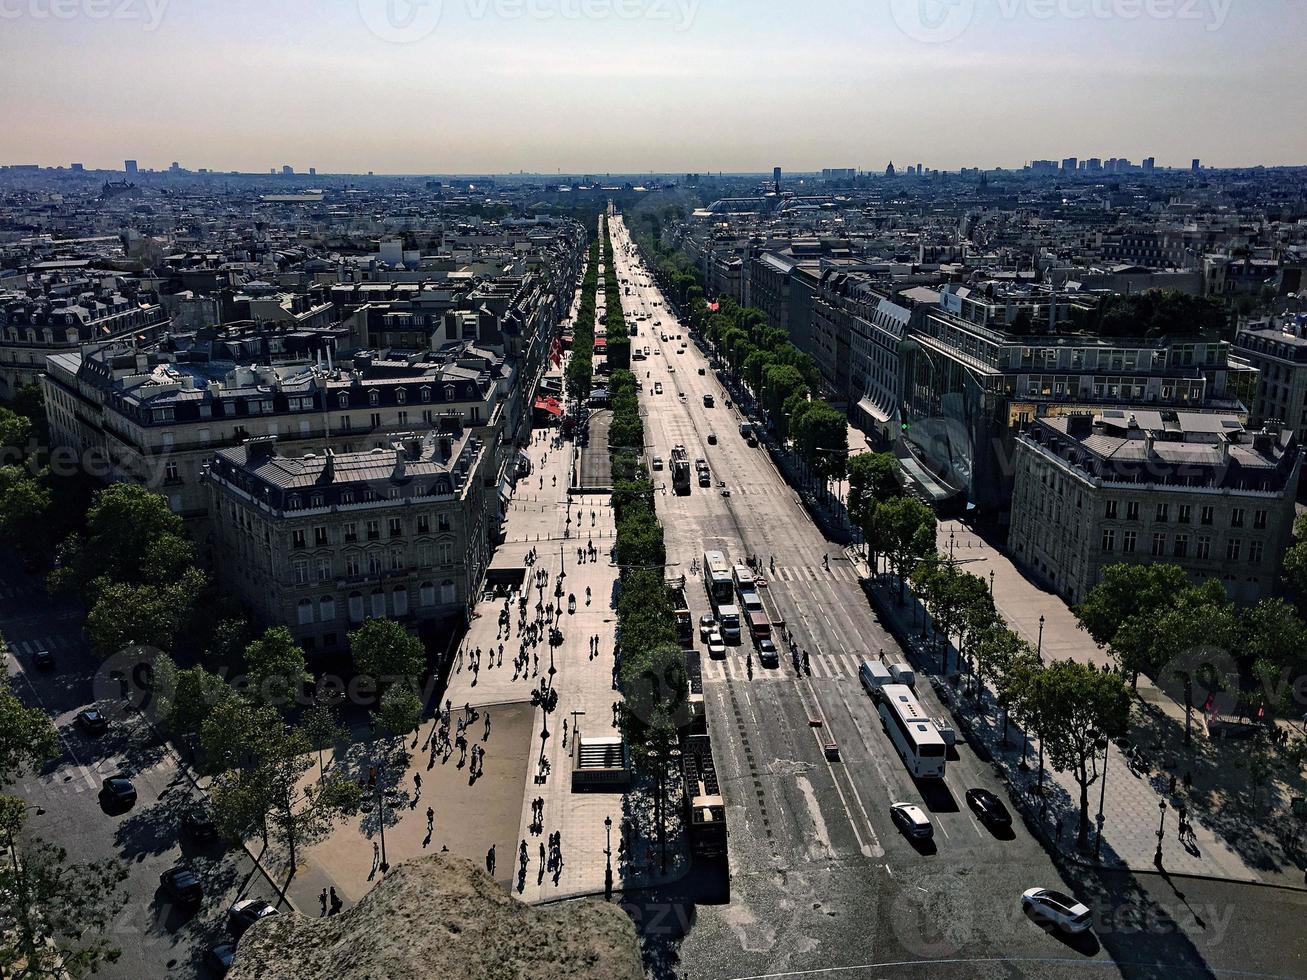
[369,390,380,407]
[338,393,349,409]
[288,495,302,510]
[444,384,456,401]
[420,387,431,403]
[311,494,324,508]
[396,389,407,405]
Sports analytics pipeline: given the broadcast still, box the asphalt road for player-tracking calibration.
[1,561,286,979]
[607,214,1307,980]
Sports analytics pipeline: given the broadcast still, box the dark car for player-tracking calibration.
[966,788,1013,829]
[159,866,204,907]
[31,648,54,671]
[756,638,779,667]
[228,898,279,936]
[99,775,136,809]
[183,807,219,843]
[75,708,109,736]
[204,943,237,977]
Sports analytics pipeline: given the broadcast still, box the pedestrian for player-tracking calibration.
[539,841,546,869]
[426,805,435,832]
[414,772,422,796]
[329,887,342,915]
[562,718,569,747]
[1183,770,1193,790]
[486,845,496,875]
[319,887,328,916]
[485,711,492,740]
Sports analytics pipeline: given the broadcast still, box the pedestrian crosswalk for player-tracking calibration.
[770,564,861,585]
[5,634,80,657]
[700,651,866,683]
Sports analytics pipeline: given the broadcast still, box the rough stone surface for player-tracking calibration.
[228,855,644,980]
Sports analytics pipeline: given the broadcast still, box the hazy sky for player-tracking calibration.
[2,0,1304,174]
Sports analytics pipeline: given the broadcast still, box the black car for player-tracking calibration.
[75,708,109,736]
[228,899,279,936]
[99,775,136,809]
[966,788,1013,829]
[159,866,204,907]
[204,943,237,977]
[31,648,54,671]
[756,638,779,667]
[183,807,219,843]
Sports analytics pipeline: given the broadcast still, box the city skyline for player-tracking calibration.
[2,0,1306,173]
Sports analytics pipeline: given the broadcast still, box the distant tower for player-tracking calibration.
[886,161,896,177]
[124,159,138,176]
[773,166,781,193]
[1192,158,1201,173]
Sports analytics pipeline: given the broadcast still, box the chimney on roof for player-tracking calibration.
[438,436,452,462]
[246,435,277,463]
[322,448,335,482]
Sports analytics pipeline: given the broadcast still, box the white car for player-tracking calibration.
[1021,888,1093,933]
[707,639,727,660]
[699,615,716,642]
[889,802,933,840]
[652,456,664,471]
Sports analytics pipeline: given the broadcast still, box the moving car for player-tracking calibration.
[699,614,717,642]
[651,456,664,471]
[99,775,137,809]
[707,432,717,444]
[889,802,933,840]
[698,470,711,488]
[228,899,279,936]
[965,788,1013,829]
[1021,888,1093,933]
[75,708,109,736]
[160,866,204,907]
[32,648,54,670]
[756,638,779,667]
[653,382,663,395]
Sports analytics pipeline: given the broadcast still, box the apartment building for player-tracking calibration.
[1008,411,1299,605]
[1233,314,1307,440]
[205,427,491,650]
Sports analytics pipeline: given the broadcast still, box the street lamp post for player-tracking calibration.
[604,815,613,899]
[1095,735,1109,861]
[1155,800,1167,866]
[1037,615,1045,659]
[989,569,995,595]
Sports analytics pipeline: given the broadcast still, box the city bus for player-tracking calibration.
[703,550,734,607]
[877,684,947,779]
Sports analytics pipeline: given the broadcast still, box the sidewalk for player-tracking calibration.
[853,548,1307,891]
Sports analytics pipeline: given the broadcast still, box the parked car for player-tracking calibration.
[699,615,717,642]
[756,638,779,667]
[204,943,237,977]
[184,806,220,842]
[228,899,279,937]
[159,866,204,907]
[99,775,137,809]
[31,648,54,671]
[698,471,711,488]
[965,788,1013,829]
[1021,888,1093,933]
[890,802,933,840]
[75,708,109,736]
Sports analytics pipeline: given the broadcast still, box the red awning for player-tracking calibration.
[534,396,563,417]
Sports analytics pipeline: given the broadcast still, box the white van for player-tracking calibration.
[889,664,916,690]
[859,660,894,700]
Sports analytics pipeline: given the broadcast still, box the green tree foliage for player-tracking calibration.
[0,465,52,559]
[84,567,207,658]
[1032,661,1131,848]
[792,400,848,480]
[0,667,58,785]
[1074,563,1191,687]
[877,497,937,603]
[1085,290,1227,340]
[348,619,426,685]
[243,626,311,712]
[0,799,128,978]
[376,685,423,739]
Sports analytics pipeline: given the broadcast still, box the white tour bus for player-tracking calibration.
[877,684,947,779]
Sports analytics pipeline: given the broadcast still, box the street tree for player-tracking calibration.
[878,497,937,604]
[1035,661,1131,849]
[348,619,426,686]
[1074,563,1191,688]
[792,401,848,481]
[84,567,206,658]
[48,483,189,594]
[0,797,128,978]
[0,465,51,560]
[243,626,311,712]
[971,624,1030,719]
[376,685,424,741]
[0,669,58,784]
[301,699,348,780]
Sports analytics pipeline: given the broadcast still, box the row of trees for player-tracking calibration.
[0,651,128,973]
[565,238,601,403]
[1075,562,1307,737]
[602,219,631,372]
[148,617,429,873]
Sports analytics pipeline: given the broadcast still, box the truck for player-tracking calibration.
[667,576,693,648]
[717,604,742,644]
[671,445,691,495]
[738,590,771,641]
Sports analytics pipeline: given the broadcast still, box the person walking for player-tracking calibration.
[486,845,496,876]
[319,888,328,917]
[484,711,492,741]
[426,806,435,834]
[329,887,342,916]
